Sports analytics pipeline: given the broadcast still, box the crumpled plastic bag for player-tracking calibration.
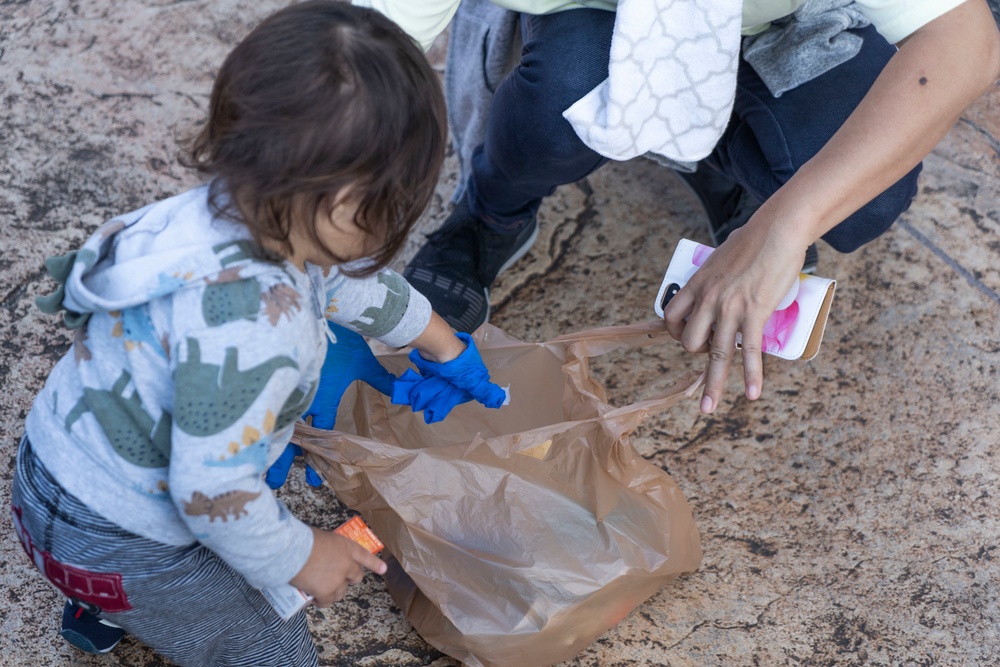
[294,322,704,667]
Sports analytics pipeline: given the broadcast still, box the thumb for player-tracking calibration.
[363,361,398,397]
[304,464,324,487]
[264,443,298,489]
[307,396,339,430]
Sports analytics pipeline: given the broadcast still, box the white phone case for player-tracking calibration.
[654,239,836,361]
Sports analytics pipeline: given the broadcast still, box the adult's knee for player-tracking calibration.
[490,68,604,166]
[823,163,922,253]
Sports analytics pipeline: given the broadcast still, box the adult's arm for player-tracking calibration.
[664,0,1000,413]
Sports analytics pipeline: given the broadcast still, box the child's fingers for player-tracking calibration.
[311,583,348,608]
[353,546,387,576]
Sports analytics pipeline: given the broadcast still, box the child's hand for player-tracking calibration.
[393,333,509,423]
[309,321,397,429]
[289,527,387,607]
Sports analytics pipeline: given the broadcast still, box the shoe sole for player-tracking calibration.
[61,628,121,654]
[481,221,541,327]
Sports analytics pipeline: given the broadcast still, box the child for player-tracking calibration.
[10,2,505,665]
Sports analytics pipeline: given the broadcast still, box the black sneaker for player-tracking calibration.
[61,601,126,654]
[676,167,818,274]
[404,202,539,333]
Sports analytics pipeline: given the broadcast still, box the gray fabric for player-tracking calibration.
[743,0,872,98]
[444,0,519,202]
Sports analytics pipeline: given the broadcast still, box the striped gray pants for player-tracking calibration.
[10,436,318,667]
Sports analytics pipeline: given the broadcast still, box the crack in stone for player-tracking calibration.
[490,178,598,317]
[663,581,807,650]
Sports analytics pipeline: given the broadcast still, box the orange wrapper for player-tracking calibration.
[334,516,384,555]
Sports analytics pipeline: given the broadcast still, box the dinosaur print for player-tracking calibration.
[113,307,167,357]
[201,275,261,327]
[73,326,92,364]
[149,272,192,299]
[64,370,172,468]
[349,272,409,338]
[183,489,262,522]
[173,339,298,436]
[204,412,277,472]
[274,381,317,432]
[204,441,270,472]
[262,283,302,325]
[36,249,99,329]
[213,240,259,267]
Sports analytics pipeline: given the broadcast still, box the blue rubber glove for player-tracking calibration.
[392,372,471,424]
[265,322,397,489]
[265,443,323,489]
[391,332,507,423]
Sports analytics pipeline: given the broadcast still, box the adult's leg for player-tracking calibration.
[706,24,922,253]
[11,437,317,667]
[405,8,616,332]
[466,9,616,231]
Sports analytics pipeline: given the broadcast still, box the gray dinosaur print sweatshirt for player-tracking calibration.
[26,185,431,589]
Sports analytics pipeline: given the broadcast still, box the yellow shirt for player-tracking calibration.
[355,0,967,51]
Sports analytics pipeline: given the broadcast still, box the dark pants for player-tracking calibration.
[467,11,920,253]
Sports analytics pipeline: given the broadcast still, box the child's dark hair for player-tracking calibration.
[185,1,447,275]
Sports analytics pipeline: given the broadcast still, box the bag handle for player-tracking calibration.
[546,320,677,359]
[543,321,706,421]
[601,369,704,421]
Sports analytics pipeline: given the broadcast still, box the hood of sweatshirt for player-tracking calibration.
[37,185,288,327]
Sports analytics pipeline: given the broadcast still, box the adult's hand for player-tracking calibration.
[666,0,1000,414]
[662,220,807,414]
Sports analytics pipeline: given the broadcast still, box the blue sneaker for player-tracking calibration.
[60,601,126,654]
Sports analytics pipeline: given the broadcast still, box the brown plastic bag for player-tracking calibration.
[293,322,704,667]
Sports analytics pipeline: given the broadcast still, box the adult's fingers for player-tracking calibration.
[739,321,765,402]
[701,322,738,414]
[678,296,716,356]
[662,287,695,343]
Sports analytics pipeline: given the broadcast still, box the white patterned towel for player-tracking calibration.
[563,0,744,163]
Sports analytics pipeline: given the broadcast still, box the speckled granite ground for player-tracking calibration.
[1,2,998,666]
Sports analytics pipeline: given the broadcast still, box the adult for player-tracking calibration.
[356,0,1000,413]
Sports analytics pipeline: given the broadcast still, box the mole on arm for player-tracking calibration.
[919,76,928,86]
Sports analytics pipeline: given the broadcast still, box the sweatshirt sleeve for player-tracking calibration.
[167,316,318,589]
[352,0,460,51]
[322,266,432,348]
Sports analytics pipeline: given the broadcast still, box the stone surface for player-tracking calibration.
[1,2,998,666]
